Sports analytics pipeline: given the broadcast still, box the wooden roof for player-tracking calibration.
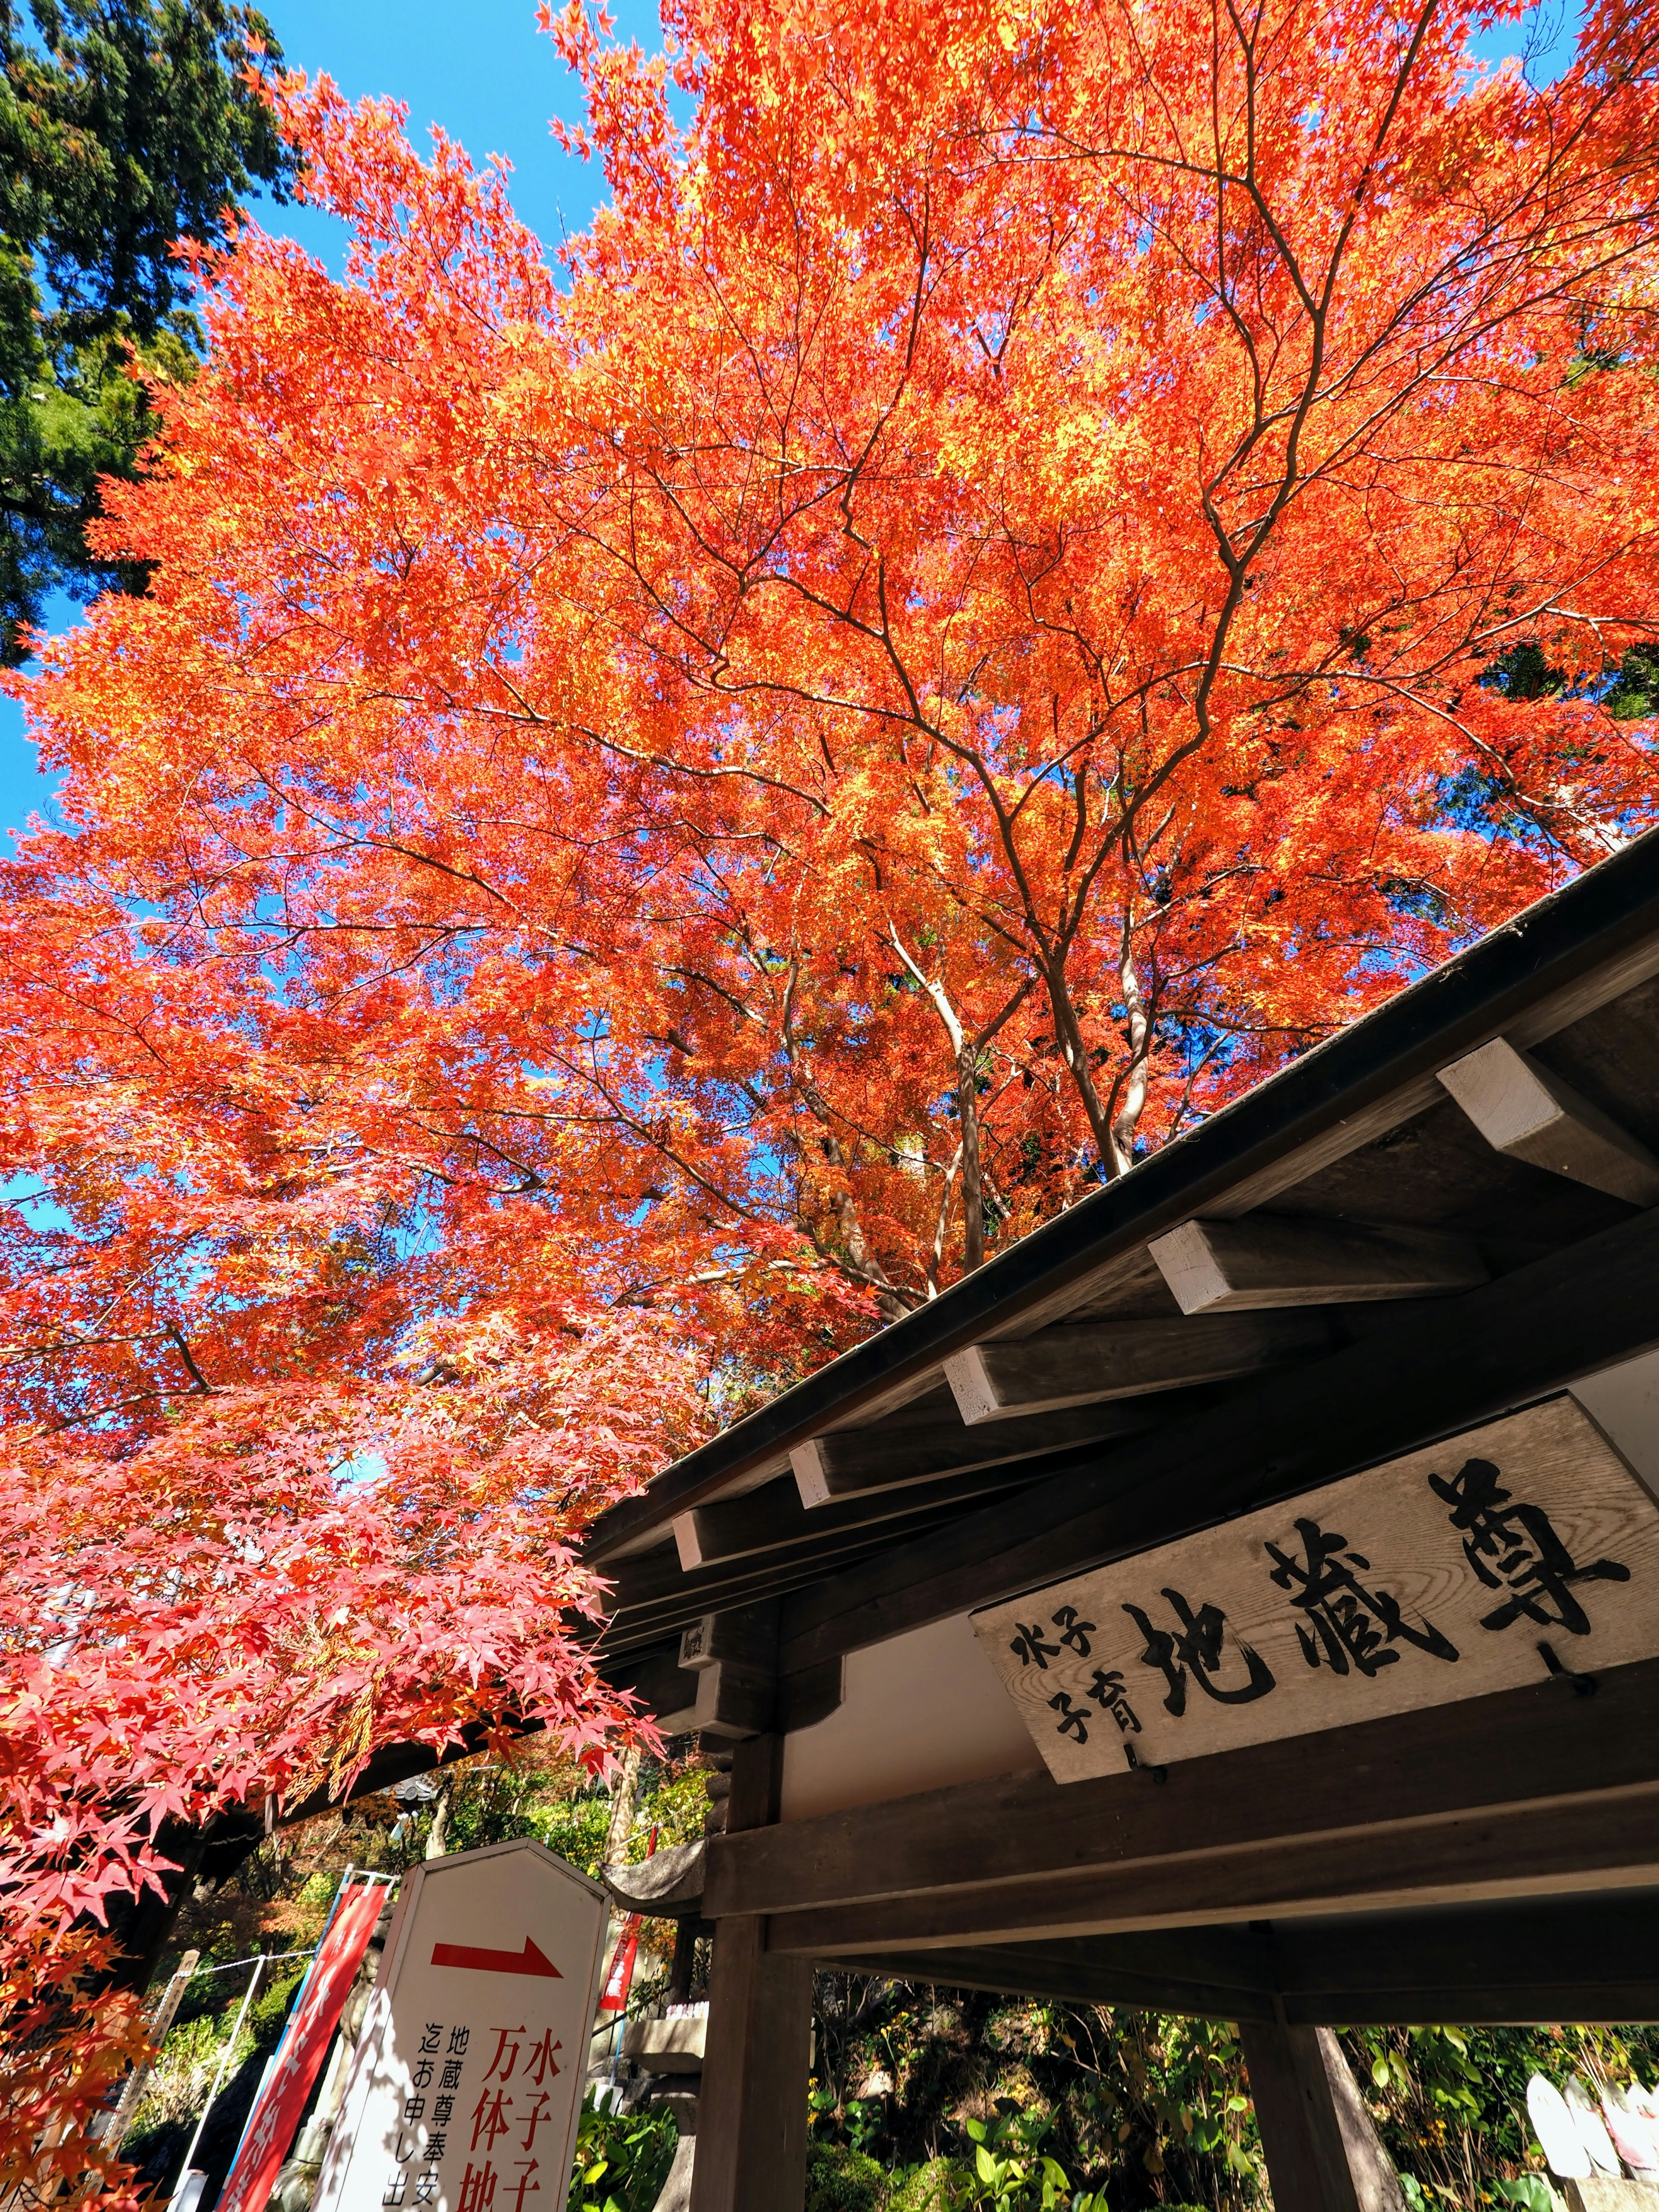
[584,830,1659,1696]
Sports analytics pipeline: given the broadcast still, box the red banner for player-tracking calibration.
[597,1916,640,2013]
[217,1879,386,2212]
[596,1825,655,2016]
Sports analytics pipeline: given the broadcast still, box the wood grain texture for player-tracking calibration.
[944,1313,1330,1422]
[759,1782,1659,1953]
[1238,2024,1404,2212]
[604,1540,921,1657]
[677,1608,780,1673]
[689,1915,811,2212]
[818,1894,1659,2024]
[973,1397,1659,1779]
[814,1943,1281,2021]
[604,1474,1039,1626]
[672,1459,1031,1567]
[789,1396,1165,1505]
[1150,1216,1488,1313]
[1438,1037,1659,1205]
[706,1654,1659,1920]
[686,1660,776,1739]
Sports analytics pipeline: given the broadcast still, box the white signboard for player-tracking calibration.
[315,1840,609,2212]
[973,1395,1659,1781]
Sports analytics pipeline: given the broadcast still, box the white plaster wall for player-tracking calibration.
[779,1611,1044,1823]
[1572,1343,1659,1494]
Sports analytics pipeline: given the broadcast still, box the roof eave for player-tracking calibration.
[584,830,1659,1563]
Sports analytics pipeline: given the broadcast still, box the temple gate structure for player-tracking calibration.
[582,834,1659,2212]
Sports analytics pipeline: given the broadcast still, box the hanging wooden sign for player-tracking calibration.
[972,1395,1659,1782]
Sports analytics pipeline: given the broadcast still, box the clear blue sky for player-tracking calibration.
[0,0,1582,839]
[251,0,671,273]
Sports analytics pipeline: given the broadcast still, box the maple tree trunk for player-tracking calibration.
[604,1744,642,1867]
[424,1780,453,1859]
[820,1128,911,1319]
[1111,938,1151,1179]
[957,1047,985,1273]
[1043,963,1118,1170]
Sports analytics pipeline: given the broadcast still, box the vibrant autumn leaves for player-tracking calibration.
[0,1342,683,2199]
[3,0,1659,2189]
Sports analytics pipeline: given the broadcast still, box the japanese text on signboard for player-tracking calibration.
[973,1397,1659,1779]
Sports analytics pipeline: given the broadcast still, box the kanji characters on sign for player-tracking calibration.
[974,1399,1659,1781]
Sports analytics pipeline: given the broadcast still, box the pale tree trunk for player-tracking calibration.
[604,1744,642,1868]
[1110,926,1151,1178]
[887,929,1001,1274]
[1043,960,1117,1166]
[926,1142,964,1295]
[819,1126,909,1319]
[782,954,911,1316]
[424,1781,453,1860]
[956,1046,985,1272]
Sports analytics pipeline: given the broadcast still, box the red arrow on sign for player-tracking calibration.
[430,1937,562,1979]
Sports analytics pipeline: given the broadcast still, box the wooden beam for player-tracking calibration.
[605,1538,873,1627]
[676,1608,780,1672]
[762,1781,1659,1955]
[790,1396,1167,1506]
[1438,1036,1659,1205]
[1149,1214,1487,1313]
[944,1312,1330,1423]
[776,1201,1659,1675]
[600,1605,840,1739]
[710,1656,1659,1924]
[693,1733,811,2212]
[608,1638,699,1723]
[609,1653,774,1738]
[603,1608,777,1737]
[840,1926,1274,2015]
[685,1660,775,1739]
[673,1459,1035,1570]
[812,1943,1280,2023]
[691,1923,811,2212]
[605,1478,1031,1622]
[603,1840,708,1918]
[601,1541,923,1659]
[1268,1894,1659,2024]
[818,1897,1659,2025]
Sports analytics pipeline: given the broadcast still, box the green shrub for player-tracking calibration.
[806,2142,890,2211]
[1494,2182,1562,2212]
[889,2163,955,2211]
[569,2091,677,2212]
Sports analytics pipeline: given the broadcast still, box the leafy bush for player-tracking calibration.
[569,2091,677,2212]
[890,2165,955,2212]
[945,2110,1109,2210]
[807,2142,890,2211]
[810,1981,1255,2205]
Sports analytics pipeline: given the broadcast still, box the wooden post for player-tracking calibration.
[1239,2020,1406,2212]
[690,1735,813,2212]
[667,1917,700,2005]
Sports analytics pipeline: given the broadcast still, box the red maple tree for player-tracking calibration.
[5,0,1659,2190]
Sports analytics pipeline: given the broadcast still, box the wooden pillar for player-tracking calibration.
[690,1735,812,2212]
[1239,2020,1406,2212]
